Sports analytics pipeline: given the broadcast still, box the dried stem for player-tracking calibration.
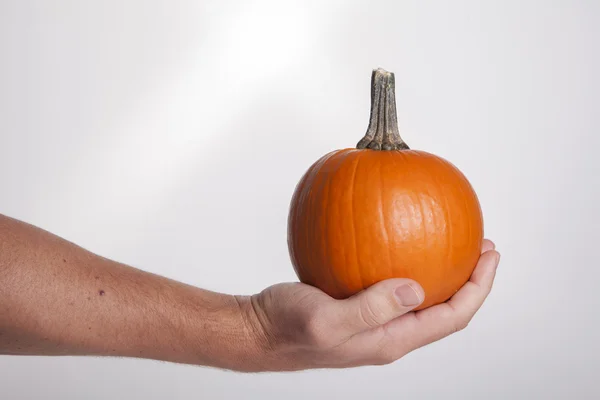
[356,68,409,151]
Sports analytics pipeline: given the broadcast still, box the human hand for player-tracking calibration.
[239,240,499,371]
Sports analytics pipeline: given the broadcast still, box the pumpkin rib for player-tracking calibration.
[424,156,443,287]
[348,152,364,291]
[296,168,316,288]
[295,151,337,288]
[432,156,454,288]
[449,158,477,257]
[430,183,449,300]
[418,184,430,275]
[314,155,331,295]
[457,173,473,258]
[312,151,344,295]
[379,154,393,282]
[436,157,458,275]
[438,156,482,295]
[435,157,462,299]
[321,150,354,297]
[404,154,426,260]
[300,158,324,288]
[387,151,409,274]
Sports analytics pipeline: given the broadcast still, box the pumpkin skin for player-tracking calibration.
[287,70,483,311]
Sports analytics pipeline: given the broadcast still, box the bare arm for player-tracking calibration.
[0,214,259,370]
[0,213,500,372]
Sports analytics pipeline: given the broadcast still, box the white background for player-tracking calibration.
[1,1,599,399]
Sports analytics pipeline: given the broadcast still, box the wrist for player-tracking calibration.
[125,286,267,372]
[233,294,277,372]
[173,292,262,372]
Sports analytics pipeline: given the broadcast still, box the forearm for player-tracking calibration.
[0,214,261,371]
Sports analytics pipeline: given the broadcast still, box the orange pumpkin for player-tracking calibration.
[287,68,483,310]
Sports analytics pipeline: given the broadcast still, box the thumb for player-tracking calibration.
[331,279,424,336]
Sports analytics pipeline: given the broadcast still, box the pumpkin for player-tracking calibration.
[287,68,483,310]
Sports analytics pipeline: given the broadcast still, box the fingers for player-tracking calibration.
[326,278,424,338]
[350,248,500,363]
[397,249,499,352]
[326,239,495,341]
[482,239,495,253]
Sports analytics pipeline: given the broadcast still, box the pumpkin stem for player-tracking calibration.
[356,68,409,151]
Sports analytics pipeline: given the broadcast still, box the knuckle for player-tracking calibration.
[444,303,476,335]
[454,321,468,333]
[453,315,471,333]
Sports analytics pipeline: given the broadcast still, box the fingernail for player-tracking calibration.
[495,252,501,267]
[394,284,422,307]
